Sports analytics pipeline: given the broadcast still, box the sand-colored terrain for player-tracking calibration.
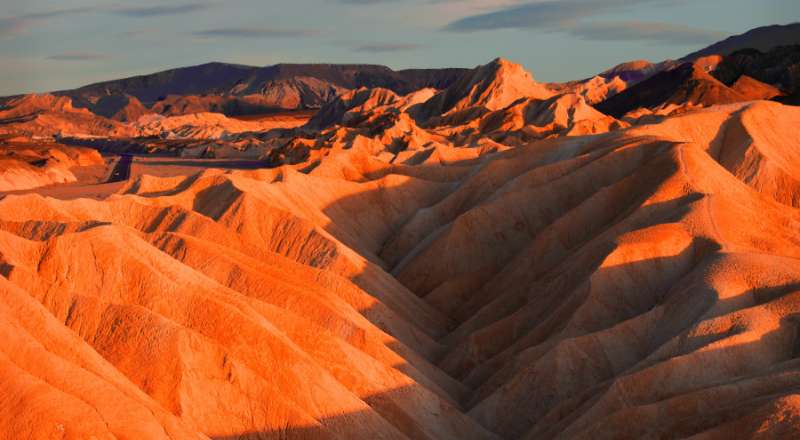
[0,94,310,141]
[1,53,800,439]
[0,142,107,192]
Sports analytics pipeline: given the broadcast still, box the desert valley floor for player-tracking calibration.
[1,23,800,440]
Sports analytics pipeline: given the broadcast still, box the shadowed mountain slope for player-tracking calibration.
[713,45,800,102]
[682,22,800,61]
[595,60,782,118]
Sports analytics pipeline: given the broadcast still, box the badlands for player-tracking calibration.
[1,23,800,440]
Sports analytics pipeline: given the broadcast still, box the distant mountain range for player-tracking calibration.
[54,63,470,114]
[1,22,798,121]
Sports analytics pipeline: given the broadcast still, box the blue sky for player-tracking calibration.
[0,0,797,95]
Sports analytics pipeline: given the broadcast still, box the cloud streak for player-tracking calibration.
[18,6,96,21]
[440,0,720,46]
[115,3,212,18]
[0,6,95,37]
[444,0,601,32]
[353,43,426,52]
[192,27,318,39]
[46,52,108,61]
[443,0,678,32]
[0,3,211,37]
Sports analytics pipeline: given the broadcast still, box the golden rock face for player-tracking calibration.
[1,57,800,439]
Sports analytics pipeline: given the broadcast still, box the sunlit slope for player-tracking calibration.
[1,92,800,438]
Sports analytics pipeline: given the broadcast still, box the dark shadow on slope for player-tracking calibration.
[199,385,497,440]
[388,139,684,322]
[452,235,721,412]
[534,310,800,439]
[106,153,132,182]
[205,305,800,440]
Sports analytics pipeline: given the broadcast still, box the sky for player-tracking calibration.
[0,0,798,95]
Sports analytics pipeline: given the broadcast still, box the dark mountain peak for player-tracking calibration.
[682,22,800,61]
[595,60,741,118]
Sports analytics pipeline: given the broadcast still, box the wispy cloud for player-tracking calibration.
[353,43,427,52]
[114,3,212,18]
[429,0,524,11]
[568,21,725,45]
[0,3,211,37]
[46,52,108,61]
[440,0,719,46]
[17,6,96,21]
[192,27,318,38]
[0,6,95,37]
[442,0,678,32]
[444,0,595,32]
